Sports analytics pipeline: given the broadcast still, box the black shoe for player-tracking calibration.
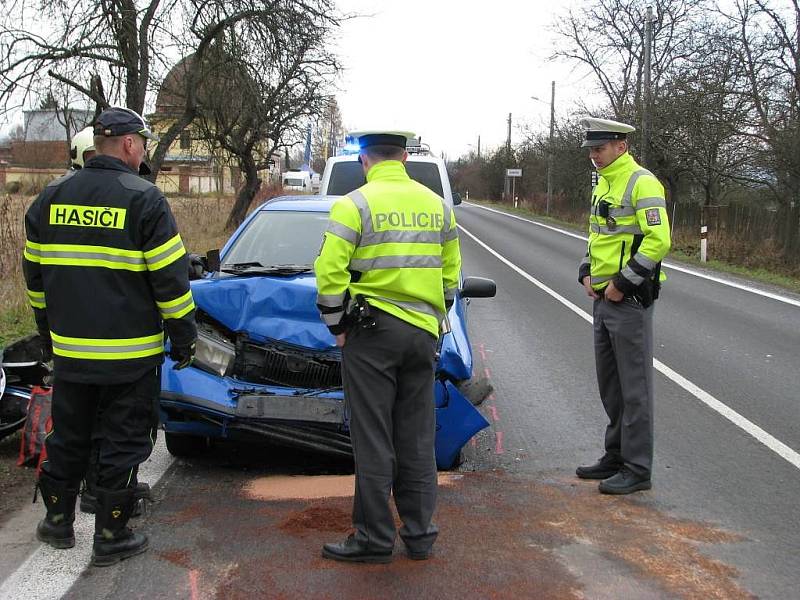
[91,486,149,567]
[81,482,151,516]
[598,468,652,495]
[576,456,622,480]
[322,535,392,564]
[35,473,78,549]
[406,548,432,561]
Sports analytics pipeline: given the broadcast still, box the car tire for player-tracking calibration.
[164,432,207,457]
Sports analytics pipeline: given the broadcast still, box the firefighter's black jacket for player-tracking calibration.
[23,155,197,384]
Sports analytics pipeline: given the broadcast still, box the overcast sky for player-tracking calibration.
[334,0,600,159]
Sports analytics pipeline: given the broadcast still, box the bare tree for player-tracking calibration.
[551,0,705,121]
[0,0,342,179]
[311,97,344,173]
[191,21,338,228]
[721,0,800,206]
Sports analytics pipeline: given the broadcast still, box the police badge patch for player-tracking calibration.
[645,208,661,226]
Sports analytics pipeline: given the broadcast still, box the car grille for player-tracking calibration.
[239,342,342,389]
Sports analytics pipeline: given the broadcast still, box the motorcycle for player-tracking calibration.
[0,335,50,441]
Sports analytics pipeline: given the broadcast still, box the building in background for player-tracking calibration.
[0,108,92,190]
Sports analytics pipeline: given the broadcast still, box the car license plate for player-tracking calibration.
[235,394,343,424]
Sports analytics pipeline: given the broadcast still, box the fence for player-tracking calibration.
[514,192,800,276]
[668,202,799,273]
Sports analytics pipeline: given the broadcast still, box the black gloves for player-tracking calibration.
[169,342,196,370]
[187,253,205,280]
[38,332,53,363]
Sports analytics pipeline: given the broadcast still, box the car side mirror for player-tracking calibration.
[452,192,462,206]
[460,276,496,298]
[206,249,221,273]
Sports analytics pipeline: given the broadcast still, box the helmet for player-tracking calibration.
[70,126,96,169]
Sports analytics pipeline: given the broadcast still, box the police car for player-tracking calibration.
[320,136,461,207]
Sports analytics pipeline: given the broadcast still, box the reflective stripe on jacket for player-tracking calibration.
[22,155,197,383]
[314,160,461,338]
[579,152,671,293]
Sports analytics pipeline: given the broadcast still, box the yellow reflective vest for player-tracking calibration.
[579,152,671,294]
[23,155,196,383]
[314,160,461,338]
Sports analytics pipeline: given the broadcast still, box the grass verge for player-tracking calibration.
[467,199,800,295]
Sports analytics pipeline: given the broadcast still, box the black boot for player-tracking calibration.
[91,487,149,567]
[35,472,79,549]
[81,481,151,517]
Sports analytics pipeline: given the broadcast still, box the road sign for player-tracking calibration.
[506,168,522,177]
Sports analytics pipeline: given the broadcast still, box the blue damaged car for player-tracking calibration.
[159,195,495,469]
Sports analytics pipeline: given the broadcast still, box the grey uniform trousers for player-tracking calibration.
[593,297,655,477]
[342,308,439,553]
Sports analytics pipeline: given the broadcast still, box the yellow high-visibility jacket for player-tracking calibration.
[578,152,671,294]
[314,160,461,338]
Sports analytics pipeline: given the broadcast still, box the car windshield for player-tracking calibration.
[223,210,328,268]
[327,161,445,197]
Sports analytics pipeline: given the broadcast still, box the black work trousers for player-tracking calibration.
[593,297,655,477]
[42,368,160,490]
[342,309,439,554]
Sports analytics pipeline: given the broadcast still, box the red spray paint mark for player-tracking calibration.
[189,570,200,600]
[495,431,505,454]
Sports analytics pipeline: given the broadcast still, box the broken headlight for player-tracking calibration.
[193,329,235,377]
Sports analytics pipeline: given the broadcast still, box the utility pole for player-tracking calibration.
[477,134,481,159]
[506,113,512,155]
[505,113,512,201]
[642,5,654,167]
[547,80,555,215]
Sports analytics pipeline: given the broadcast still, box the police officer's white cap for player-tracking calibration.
[349,130,416,150]
[580,117,635,148]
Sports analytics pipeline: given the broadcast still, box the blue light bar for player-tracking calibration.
[340,142,361,155]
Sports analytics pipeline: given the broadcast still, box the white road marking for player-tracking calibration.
[463,202,800,308]
[0,438,174,600]
[458,223,800,471]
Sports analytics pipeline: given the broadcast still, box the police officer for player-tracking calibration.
[314,130,461,563]
[576,117,671,494]
[23,107,197,565]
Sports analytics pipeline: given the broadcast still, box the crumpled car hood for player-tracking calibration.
[190,273,471,380]
[191,274,332,349]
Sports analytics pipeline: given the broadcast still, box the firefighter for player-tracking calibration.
[69,126,96,169]
[68,125,152,518]
[23,106,197,566]
[576,117,671,494]
[314,130,461,563]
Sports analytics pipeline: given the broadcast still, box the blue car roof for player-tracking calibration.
[257,195,339,213]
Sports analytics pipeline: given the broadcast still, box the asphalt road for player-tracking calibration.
[1,202,798,599]
[454,202,800,598]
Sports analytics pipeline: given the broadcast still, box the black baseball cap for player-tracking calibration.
[94,107,160,141]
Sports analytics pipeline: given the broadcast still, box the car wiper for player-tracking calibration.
[220,261,264,272]
[220,263,312,276]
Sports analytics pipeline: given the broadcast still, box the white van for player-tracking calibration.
[282,169,312,192]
